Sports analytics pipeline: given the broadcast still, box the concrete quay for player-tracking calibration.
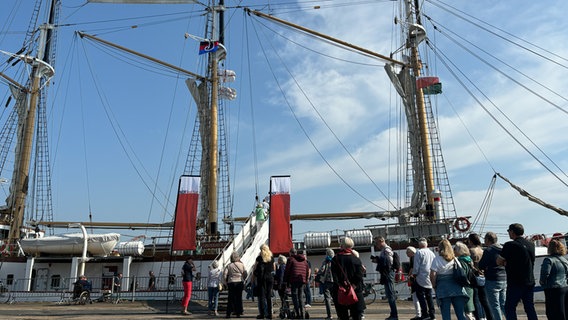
[0,298,547,319]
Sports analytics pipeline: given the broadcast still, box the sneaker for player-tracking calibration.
[305,304,311,308]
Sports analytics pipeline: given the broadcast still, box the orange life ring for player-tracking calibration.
[454,217,471,232]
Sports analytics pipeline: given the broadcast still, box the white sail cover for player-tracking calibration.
[219,87,237,100]
[218,70,236,82]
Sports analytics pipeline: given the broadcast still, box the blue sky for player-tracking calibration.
[1,0,568,243]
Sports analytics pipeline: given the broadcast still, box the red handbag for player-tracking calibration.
[337,281,358,305]
[334,258,359,306]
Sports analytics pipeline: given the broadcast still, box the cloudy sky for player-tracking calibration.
[1,0,567,243]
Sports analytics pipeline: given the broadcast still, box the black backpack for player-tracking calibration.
[392,251,401,270]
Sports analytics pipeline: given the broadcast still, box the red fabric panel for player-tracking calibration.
[416,76,440,89]
[269,193,292,255]
[172,192,198,251]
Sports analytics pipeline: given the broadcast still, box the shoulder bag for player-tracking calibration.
[334,258,359,306]
[453,258,470,287]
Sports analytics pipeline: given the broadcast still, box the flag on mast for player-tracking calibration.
[199,41,219,54]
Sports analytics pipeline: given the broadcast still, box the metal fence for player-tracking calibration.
[1,271,414,304]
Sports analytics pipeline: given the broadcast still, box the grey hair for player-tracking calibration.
[406,246,416,254]
[277,254,287,264]
[418,238,428,248]
[342,237,354,249]
[325,248,335,258]
[230,252,240,263]
[454,241,471,257]
[211,260,219,269]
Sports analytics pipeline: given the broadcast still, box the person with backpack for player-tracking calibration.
[372,235,399,320]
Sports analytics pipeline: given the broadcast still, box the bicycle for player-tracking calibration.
[362,283,376,305]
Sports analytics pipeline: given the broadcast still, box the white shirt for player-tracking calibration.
[208,267,223,287]
[430,256,454,276]
[413,247,436,288]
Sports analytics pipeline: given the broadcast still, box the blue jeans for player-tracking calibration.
[438,296,468,320]
[383,270,398,317]
[208,286,220,311]
[504,283,537,320]
[485,280,506,320]
[304,281,312,305]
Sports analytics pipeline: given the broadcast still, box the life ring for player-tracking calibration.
[454,217,471,232]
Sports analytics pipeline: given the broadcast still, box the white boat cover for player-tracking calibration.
[20,233,120,256]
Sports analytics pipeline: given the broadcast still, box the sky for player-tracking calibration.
[1,0,567,244]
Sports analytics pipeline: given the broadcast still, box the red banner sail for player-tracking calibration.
[269,176,292,255]
[172,175,200,251]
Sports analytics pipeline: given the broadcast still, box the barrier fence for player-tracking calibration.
[0,272,412,304]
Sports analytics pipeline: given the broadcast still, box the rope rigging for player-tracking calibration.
[247,12,397,211]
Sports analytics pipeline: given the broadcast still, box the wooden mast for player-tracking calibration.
[207,4,223,236]
[6,1,57,245]
[406,0,435,212]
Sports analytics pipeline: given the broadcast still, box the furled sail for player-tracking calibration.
[497,173,568,217]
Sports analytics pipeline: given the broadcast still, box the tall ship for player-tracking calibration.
[0,0,566,300]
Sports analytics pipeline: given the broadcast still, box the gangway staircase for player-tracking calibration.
[215,213,270,282]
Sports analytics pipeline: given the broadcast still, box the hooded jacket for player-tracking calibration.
[284,254,309,284]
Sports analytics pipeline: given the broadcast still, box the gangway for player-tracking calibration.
[215,214,270,280]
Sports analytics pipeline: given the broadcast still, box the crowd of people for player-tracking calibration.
[182,222,567,320]
[415,222,568,320]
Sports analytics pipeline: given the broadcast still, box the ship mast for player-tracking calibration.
[405,0,436,213]
[206,4,221,236]
[3,0,57,245]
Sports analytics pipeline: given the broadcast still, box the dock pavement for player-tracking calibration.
[0,297,547,320]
